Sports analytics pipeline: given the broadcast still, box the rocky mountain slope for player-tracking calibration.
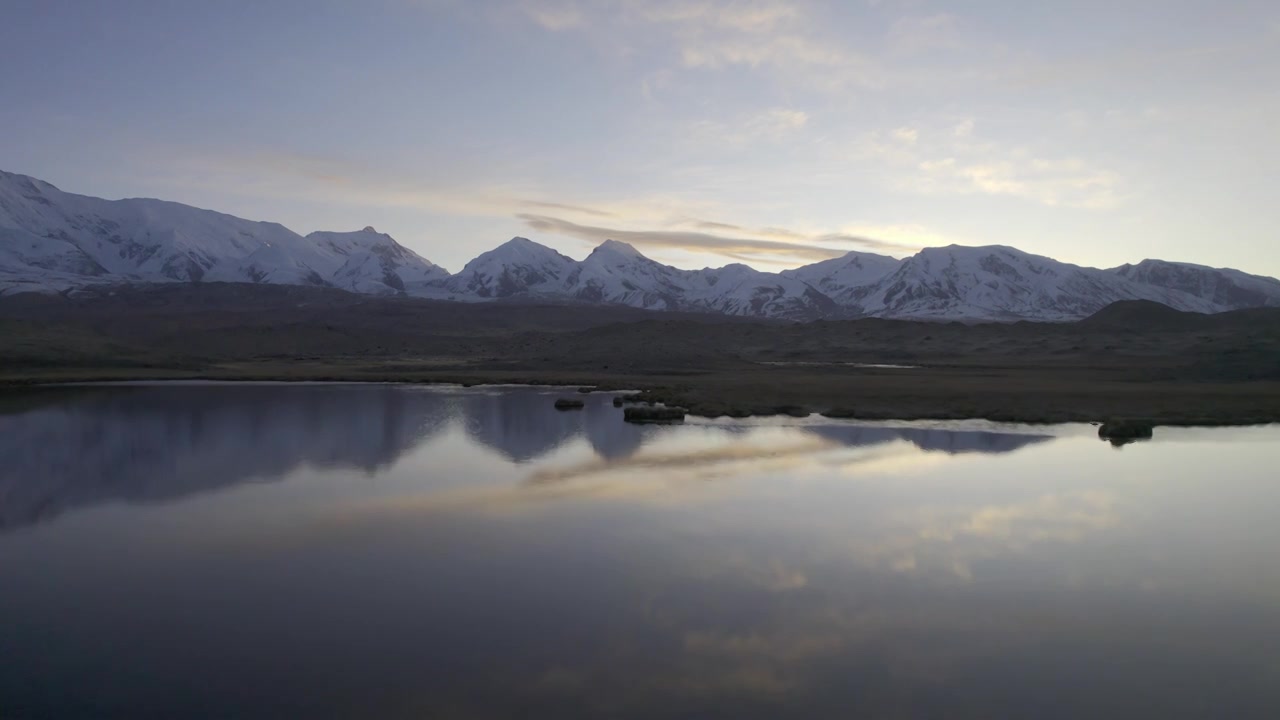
[3,169,1278,321]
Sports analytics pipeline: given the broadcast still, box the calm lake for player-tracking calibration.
[2,383,1279,719]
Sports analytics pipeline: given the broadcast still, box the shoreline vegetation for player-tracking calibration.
[3,367,1279,427]
[3,285,1279,427]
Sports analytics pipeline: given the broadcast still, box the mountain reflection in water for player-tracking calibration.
[0,383,1050,532]
[3,384,1280,719]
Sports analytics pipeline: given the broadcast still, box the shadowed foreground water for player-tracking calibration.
[2,383,1278,719]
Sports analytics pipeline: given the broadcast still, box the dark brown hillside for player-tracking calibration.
[1077,300,1209,331]
[3,287,1279,424]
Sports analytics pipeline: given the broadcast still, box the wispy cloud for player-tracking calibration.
[516,213,917,262]
[909,156,1123,209]
[690,107,810,145]
[886,13,964,55]
[510,0,888,90]
[854,123,1126,209]
[519,0,584,30]
[522,200,616,217]
[132,141,939,269]
[513,0,803,36]
[692,219,745,232]
[692,220,922,254]
[626,0,801,32]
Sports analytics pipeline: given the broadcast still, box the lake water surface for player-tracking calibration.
[2,383,1279,718]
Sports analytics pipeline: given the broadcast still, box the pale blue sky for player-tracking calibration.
[2,0,1277,275]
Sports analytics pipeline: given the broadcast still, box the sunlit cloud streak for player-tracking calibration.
[522,200,617,218]
[518,214,920,262]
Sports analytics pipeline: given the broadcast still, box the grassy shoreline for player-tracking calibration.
[4,363,1279,427]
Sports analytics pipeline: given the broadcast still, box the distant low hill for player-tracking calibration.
[4,169,1280,321]
[1079,300,1211,331]
[1081,299,1280,333]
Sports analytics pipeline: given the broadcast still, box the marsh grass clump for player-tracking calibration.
[1099,418,1154,445]
[692,403,751,418]
[624,406,686,423]
[554,398,585,410]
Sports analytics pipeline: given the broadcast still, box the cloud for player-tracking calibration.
[690,107,810,145]
[756,107,809,131]
[855,125,1125,209]
[519,1,584,30]
[136,142,929,266]
[517,213,918,261]
[627,0,801,33]
[911,157,1123,209]
[681,221,935,255]
[675,221,927,255]
[523,200,617,217]
[886,13,964,55]
[513,0,802,36]
[519,214,845,261]
[509,0,888,91]
[143,145,533,218]
[808,232,923,254]
[681,33,840,68]
[758,226,805,239]
[677,35,887,91]
[692,219,745,232]
[840,223,969,250]
[630,0,855,75]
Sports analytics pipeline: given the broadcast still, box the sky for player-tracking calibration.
[1,0,1277,276]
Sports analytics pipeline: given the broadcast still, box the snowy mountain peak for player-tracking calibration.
[475,236,572,266]
[301,229,448,295]
[441,236,577,299]
[467,237,572,267]
[361,225,378,233]
[500,236,538,248]
[2,170,58,196]
[781,250,903,305]
[591,239,644,259]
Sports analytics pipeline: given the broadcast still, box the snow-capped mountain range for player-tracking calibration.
[3,169,1279,321]
[0,170,447,298]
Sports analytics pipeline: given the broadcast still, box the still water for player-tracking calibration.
[2,383,1279,719]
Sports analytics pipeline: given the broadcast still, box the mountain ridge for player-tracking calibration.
[3,169,1278,321]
